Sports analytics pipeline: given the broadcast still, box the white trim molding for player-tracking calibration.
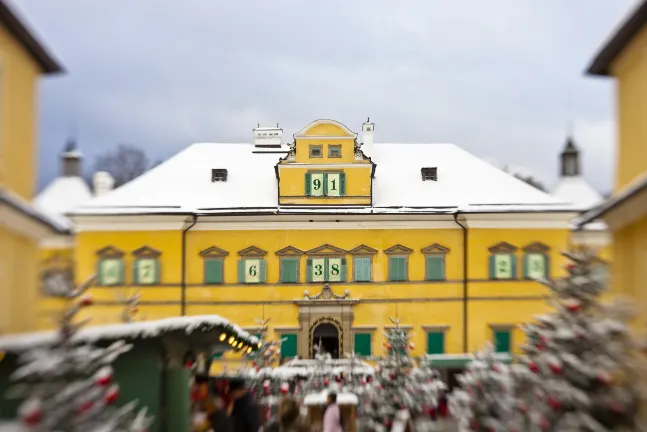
[70,214,192,232]
[294,119,357,139]
[421,325,450,332]
[39,235,75,249]
[278,163,371,169]
[464,212,577,229]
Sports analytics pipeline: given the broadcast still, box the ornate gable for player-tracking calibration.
[348,244,378,255]
[132,246,162,258]
[96,245,125,258]
[199,246,229,257]
[238,246,267,257]
[421,244,450,254]
[275,246,305,256]
[305,244,348,256]
[488,242,518,253]
[522,242,550,253]
[383,244,413,255]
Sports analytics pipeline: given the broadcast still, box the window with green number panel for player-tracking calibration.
[384,244,413,282]
[199,246,229,285]
[488,242,518,280]
[305,171,346,197]
[421,244,449,281]
[276,246,305,283]
[96,245,126,286]
[132,246,162,285]
[305,244,348,283]
[522,242,550,280]
[354,332,372,357]
[491,325,512,353]
[237,246,267,284]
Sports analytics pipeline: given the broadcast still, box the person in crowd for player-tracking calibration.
[209,391,233,432]
[228,378,260,432]
[322,392,343,432]
[264,397,308,432]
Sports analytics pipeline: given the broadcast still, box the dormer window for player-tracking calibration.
[421,167,437,181]
[309,145,323,158]
[212,169,228,182]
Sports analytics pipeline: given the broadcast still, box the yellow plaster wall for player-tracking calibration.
[294,123,356,164]
[0,25,40,200]
[73,225,572,357]
[0,227,40,333]
[611,24,647,192]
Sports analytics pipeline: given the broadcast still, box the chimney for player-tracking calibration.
[93,171,115,196]
[61,139,82,177]
[361,118,374,155]
[253,124,283,148]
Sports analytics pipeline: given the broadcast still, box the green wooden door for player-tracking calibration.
[354,333,371,357]
[281,334,298,358]
[426,332,445,354]
[494,330,511,353]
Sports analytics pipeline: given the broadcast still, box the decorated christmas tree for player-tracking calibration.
[358,317,445,432]
[6,277,153,432]
[518,251,647,430]
[448,342,519,431]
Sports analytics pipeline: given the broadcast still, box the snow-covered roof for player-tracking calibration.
[34,176,93,229]
[0,187,68,234]
[0,315,258,352]
[70,143,571,216]
[551,176,604,212]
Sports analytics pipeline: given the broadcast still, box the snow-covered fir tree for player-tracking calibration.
[358,317,445,432]
[449,342,519,432]
[6,277,152,432]
[518,251,647,431]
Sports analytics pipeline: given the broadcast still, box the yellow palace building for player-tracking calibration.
[65,118,586,365]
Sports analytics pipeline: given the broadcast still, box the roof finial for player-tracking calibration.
[367,116,370,122]
[257,123,260,128]
[276,122,279,128]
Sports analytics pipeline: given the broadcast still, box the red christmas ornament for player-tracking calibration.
[566,302,580,313]
[95,367,113,387]
[549,362,563,375]
[323,378,329,386]
[105,385,120,405]
[20,400,42,426]
[547,396,560,409]
[280,383,289,395]
[77,400,94,414]
[79,295,93,307]
[386,343,392,350]
[389,373,396,381]
[566,263,575,270]
[185,361,193,369]
[22,410,41,426]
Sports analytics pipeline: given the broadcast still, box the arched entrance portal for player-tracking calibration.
[312,323,340,359]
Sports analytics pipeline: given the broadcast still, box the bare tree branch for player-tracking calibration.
[93,145,152,188]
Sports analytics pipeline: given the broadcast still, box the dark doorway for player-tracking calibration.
[312,323,340,359]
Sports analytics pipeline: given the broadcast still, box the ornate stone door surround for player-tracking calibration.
[294,284,359,359]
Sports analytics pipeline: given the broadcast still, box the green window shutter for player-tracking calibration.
[133,259,139,284]
[154,260,161,284]
[238,260,246,283]
[324,257,330,282]
[494,330,511,353]
[390,257,406,281]
[354,333,371,357]
[354,258,370,282]
[340,173,346,196]
[488,255,496,279]
[544,254,550,279]
[305,173,311,196]
[511,255,517,279]
[323,173,329,195]
[97,260,104,285]
[117,261,125,284]
[306,259,313,282]
[426,256,444,281]
[260,260,267,283]
[523,254,529,278]
[281,334,298,358]
[281,259,298,283]
[204,259,223,284]
[427,332,445,354]
[340,258,347,282]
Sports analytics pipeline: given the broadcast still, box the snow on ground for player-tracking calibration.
[0,315,258,352]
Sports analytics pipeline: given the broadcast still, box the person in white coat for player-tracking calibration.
[322,392,343,432]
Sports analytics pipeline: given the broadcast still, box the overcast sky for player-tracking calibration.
[16,0,635,193]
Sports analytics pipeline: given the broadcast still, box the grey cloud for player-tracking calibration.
[17,0,633,192]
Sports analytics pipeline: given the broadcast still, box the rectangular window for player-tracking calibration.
[426,332,445,354]
[354,333,372,357]
[353,257,371,282]
[426,255,445,281]
[494,329,511,353]
[307,258,347,282]
[204,259,224,284]
[305,172,346,197]
[524,253,548,280]
[134,258,159,285]
[280,333,298,358]
[98,259,125,286]
[389,257,408,281]
[328,144,342,158]
[489,254,517,280]
[280,258,299,283]
[309,145,322,158]
[238,259,266,284]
